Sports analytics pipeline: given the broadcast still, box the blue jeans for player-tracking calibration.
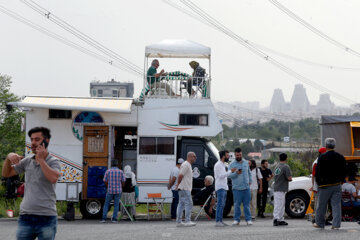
[176,190,193,223]
[216,189,227,222]
[171,190,179,219]
[102,193,121,221]
[233,188,251,222]
[17,215,57,240]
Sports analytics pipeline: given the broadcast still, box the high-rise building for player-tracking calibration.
[290,84,310,112]
[90,79,134,98]
[270,88,286,113]
[316,93,334,112]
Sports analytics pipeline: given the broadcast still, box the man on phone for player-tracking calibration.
[2,126,61,240]
[228,148,252,226]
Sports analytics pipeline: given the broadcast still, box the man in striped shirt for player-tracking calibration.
[101,159,125,223]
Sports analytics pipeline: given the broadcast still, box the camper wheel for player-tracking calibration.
[80,199,103,219]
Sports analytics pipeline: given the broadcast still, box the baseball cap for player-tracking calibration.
[177,158,184,164]
[318,147,326,154]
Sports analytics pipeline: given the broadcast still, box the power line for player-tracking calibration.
[269,0,360,58]
[174,0,356,105]
[163,0,360,72]
[20,0,144,76]
[0,5,142,77]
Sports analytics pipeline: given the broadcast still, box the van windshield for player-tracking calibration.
[206,141,220,161]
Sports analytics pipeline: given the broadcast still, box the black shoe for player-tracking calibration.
[325,221,332,226]
[278,221,288,226]
[273,219,279,226]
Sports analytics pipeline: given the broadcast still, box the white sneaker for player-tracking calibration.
[184,221,196,227]
[100,219,106,223]
[176,222,185,227]
[247,220,253,225]
[215,222,226,227]
[232,220,240,226]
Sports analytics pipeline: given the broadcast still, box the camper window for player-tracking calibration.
[49,109,72,119]
[179,114,208,126]
[139,137,174,155]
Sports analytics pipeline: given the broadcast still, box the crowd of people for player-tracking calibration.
[1,125,359,239]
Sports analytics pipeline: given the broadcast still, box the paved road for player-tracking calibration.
[0,217,359,240]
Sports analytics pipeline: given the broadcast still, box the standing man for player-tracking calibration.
[257,159,273,218]
[176,152,197,227]
[101,159,125,223]
[214,150,236,227]
[249,159,263,220]
[229,148,253,226]
[273,153,292,226]
[314,138,346,229]
[2,127,61,240]
[168,158,184,220]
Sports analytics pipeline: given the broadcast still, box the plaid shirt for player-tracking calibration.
[103,167,125,194]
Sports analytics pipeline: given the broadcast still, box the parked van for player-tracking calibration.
[10,40,234,218]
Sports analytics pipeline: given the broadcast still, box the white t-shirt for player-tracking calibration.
[250,168,263,190]
[342,182,357,202]
[178,161,193,191]
[169,166,180,190]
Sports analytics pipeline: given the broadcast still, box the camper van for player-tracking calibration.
[10,40,232,218]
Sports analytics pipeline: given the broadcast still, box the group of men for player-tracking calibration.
[169,147,284,227]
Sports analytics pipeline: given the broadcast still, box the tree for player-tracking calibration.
[0,74,25,160]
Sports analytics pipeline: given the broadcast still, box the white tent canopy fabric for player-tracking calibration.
[145,39,211,58]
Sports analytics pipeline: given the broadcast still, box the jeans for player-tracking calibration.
[171,190,179,219]
[216,189,227,222]
[257,186,268,214]
[17,215,57,240]
[233,188,251,222]
[176,190,193,223]
[102,193,121,221]
[316,185,342,228]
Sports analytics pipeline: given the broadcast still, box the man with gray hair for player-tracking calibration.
[176,152,197,227]
[314,138,346,229]
[146,59,176,96]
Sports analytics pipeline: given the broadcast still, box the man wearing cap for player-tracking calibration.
[168,158,184,220]
[314,138,347,229]
[101,159,125,223]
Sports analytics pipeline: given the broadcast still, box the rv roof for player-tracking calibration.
[145,39,211,58]
[9,96,133,113]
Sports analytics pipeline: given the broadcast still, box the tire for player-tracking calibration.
[205,191,233,218]
[285,192,309,218]
[80,199,104,219]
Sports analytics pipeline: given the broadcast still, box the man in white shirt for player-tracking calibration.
[214,150,236,227]
[176,152,197,227]
[168,158,185,220]
[249,159,263,220]
[342,175,360,207]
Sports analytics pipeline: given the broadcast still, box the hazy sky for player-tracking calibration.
[1,0,360,107]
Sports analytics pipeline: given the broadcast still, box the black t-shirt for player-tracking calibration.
[259,168,272,187]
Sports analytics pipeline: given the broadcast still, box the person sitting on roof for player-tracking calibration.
[186,61,206,96]
[147,59,176,96]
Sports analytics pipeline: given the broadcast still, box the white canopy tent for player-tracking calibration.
[145,39,211,59]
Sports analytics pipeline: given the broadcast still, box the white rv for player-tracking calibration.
[11,40,228,218]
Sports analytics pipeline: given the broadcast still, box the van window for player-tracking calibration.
[186,145,204,167]
[139,137,174,155]
[179,114,208,126]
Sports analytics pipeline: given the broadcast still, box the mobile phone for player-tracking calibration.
[42,139,49,149]
[238,168,242,172]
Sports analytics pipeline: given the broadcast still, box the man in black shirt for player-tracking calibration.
[314,138,346,229]
[193,176,215,214]
[257,159,273,218]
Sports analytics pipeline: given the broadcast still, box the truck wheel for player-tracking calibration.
[285,192,309,218]
[80,199,103,219]
[204,192,233,218]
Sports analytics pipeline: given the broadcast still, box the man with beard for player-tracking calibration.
[229,148,252,226]
[214,150,237,227]
[2,127,61,240]
[257,159,273,218]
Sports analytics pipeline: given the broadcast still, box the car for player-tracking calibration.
[269,176,312,218]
